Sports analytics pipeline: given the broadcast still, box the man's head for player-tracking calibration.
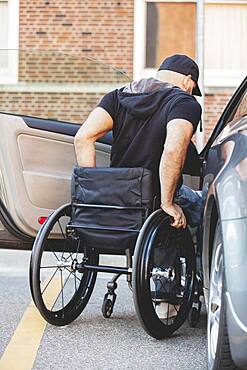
[156,54,201,96]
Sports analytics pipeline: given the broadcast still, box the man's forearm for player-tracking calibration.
[160,119,193,207]
[75,139,96,167]
[74,107,113,167]
[159,149,184,206]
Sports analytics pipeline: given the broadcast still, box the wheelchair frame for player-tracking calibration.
[29,201,201,339]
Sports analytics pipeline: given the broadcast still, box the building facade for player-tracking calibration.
[0,0,246,145]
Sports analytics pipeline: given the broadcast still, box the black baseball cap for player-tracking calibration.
[158,54,202,96]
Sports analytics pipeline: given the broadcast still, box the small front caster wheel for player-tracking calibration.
[102,298,114,318]
[188,307,201,328]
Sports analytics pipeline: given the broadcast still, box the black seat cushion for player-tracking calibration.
[71,166,153,250]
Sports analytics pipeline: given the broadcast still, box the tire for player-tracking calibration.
[102,299,114,318]
[133,209,195,339]
[207,222,239,370]
[29,203,98,326]
[188,276,202,328]
[188,306,201,328]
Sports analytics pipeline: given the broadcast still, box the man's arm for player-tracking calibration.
[160,119,194,228]
[74,107,113,167]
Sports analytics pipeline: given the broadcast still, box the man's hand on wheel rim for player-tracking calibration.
[160,203,187,229]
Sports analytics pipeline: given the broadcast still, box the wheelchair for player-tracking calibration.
[29,166,199,339]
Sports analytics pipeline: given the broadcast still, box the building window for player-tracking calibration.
[145,1,196,69]
[0,1,8,69]
[134,0,247,87]
[0,0,19,84]
[134,0,197,79]
[205,1,247,87]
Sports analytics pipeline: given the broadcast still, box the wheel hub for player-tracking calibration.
[151,267,175,282]
[56,258,74,271]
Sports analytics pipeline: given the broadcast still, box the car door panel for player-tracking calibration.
[0,113,110,239]
[1,112,113,142]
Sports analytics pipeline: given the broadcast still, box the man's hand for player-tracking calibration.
[161,202,187,229]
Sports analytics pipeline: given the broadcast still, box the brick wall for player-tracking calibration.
[0,0,237,145]
[19,0,134,77]
[0,91,104,123]
[204,90,233,142]
[18,50,129,83]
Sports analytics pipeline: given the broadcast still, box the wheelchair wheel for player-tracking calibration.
[30,203,98,326]
[133,209,195,339]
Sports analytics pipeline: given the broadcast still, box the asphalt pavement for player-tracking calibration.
[0,249,207,370]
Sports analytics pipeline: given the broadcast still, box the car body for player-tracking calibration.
[0,50,246,369]
[201,78,247,369]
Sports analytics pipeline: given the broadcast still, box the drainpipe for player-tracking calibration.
[196,0,205,153]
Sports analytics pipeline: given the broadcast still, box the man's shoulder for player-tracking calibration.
[170,88,198,102]
[168,89,201,110]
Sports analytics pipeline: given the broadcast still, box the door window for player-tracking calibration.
[226,89,247,128]
[230,92,247,122]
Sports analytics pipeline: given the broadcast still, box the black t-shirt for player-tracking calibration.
[98,78,202,200]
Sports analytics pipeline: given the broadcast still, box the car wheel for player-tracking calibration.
[207,222,239,370]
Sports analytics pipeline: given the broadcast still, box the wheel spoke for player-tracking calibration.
[60,270,64,313]
[41,265,59,269]
[167,277,171,324]
[157,277,167,291]
[41,267,59,295]
[74,270,77,292]
[211,293,221,308]
[214,307,221,323]
[210,309,216,326]
[152,284,158,308]
[211,315,219,348]
[61,239,67,260]
[166,302,170,324]
[64,252,75,262]
[75,240,81,260]
[58,220,66,240]
[44,239,59,261]
[57,218,68,261]
[65,267,82,283]
[51,270,72,311]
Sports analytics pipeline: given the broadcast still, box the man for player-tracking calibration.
[74,54,202,229]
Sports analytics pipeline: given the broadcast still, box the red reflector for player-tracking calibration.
[38,217,48,225]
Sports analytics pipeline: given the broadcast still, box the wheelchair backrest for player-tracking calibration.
[70,166,153,250]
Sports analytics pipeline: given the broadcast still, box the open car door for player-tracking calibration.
[0,50,129,248]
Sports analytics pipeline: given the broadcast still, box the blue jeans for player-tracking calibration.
[174,185,204,227]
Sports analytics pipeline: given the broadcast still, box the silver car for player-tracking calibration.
[201,77,247,370]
